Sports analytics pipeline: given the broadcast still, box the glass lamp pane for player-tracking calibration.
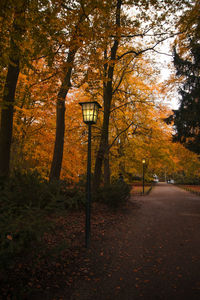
[79,101,101,124]
[93,107,98,123]
[84,103,93,123]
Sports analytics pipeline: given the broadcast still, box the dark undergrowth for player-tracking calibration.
[0,171,131,298]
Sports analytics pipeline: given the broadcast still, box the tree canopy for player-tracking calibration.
[0,0,199,184]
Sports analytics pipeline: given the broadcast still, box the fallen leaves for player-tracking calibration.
[1,202,133,298]
[2,198,200,300]
[7,234,13,240]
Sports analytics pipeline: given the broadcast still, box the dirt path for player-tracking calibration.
[62,182,200,300]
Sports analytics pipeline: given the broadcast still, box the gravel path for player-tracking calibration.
[69,183,200,300]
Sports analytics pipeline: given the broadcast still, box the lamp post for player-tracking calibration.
[79,101,101,248]
[142,158,146,195]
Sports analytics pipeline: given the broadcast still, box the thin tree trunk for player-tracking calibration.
[49,48,77,182]
[49,6,88,182]
[118,139,125,175]
[93,0,122,190]
[93,101,110,189]
[104,150,110,186]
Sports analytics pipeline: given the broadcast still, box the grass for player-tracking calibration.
[178,185,200,196]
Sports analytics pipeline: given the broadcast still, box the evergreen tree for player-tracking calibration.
[168,16,200,154]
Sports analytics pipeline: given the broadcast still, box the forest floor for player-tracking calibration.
[1,196,139,299]
[2,183,200,300]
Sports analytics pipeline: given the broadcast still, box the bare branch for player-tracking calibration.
[108,122,137,151]
[110,98,154,113]
[29,72,59,88]
[117,34,179,60]
[152,49,173,57]
[110,100,135,113]
[112,58,134,95]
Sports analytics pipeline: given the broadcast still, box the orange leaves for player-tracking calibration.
[133,268,138,273]
[6,234,13,241]
[116,286,121,290]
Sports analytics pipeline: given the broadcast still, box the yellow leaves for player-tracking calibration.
[109,73,200,180]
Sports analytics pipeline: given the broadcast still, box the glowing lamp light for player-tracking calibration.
[79,101,101,125]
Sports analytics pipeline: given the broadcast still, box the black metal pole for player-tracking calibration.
[85,124,91,248]
[142,163,145,195]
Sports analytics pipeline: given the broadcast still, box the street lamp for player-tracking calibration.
[79,101,101,248]
[142,158,146,195]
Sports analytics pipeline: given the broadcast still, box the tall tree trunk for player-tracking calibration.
[49,5,87,182]
[93,95,111,189]
[93,0,122,190]
[0,60,20,178]
[0,6,24,179]
[49,48,77,182]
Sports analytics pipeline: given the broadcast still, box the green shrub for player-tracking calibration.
[64,189,86,210]
[52,185,86,210]
[0,170,88,269]
[174,174,200,185]
[95,180,131,208]
[0,171,54,268]
[1,174,85,259]
[47,179,86,210]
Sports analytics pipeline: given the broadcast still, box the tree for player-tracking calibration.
[0,1,25,178]
[49,2,88,181]
[48,40,78,182]
[0,0,68,178]
[49,0,109,182]
[91,0,193,189]
[166,1,200,154]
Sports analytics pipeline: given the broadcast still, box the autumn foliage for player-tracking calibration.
[0,0,200,297]
[0,0,199,184]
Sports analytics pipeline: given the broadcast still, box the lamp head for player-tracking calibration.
[79,101,101,125]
